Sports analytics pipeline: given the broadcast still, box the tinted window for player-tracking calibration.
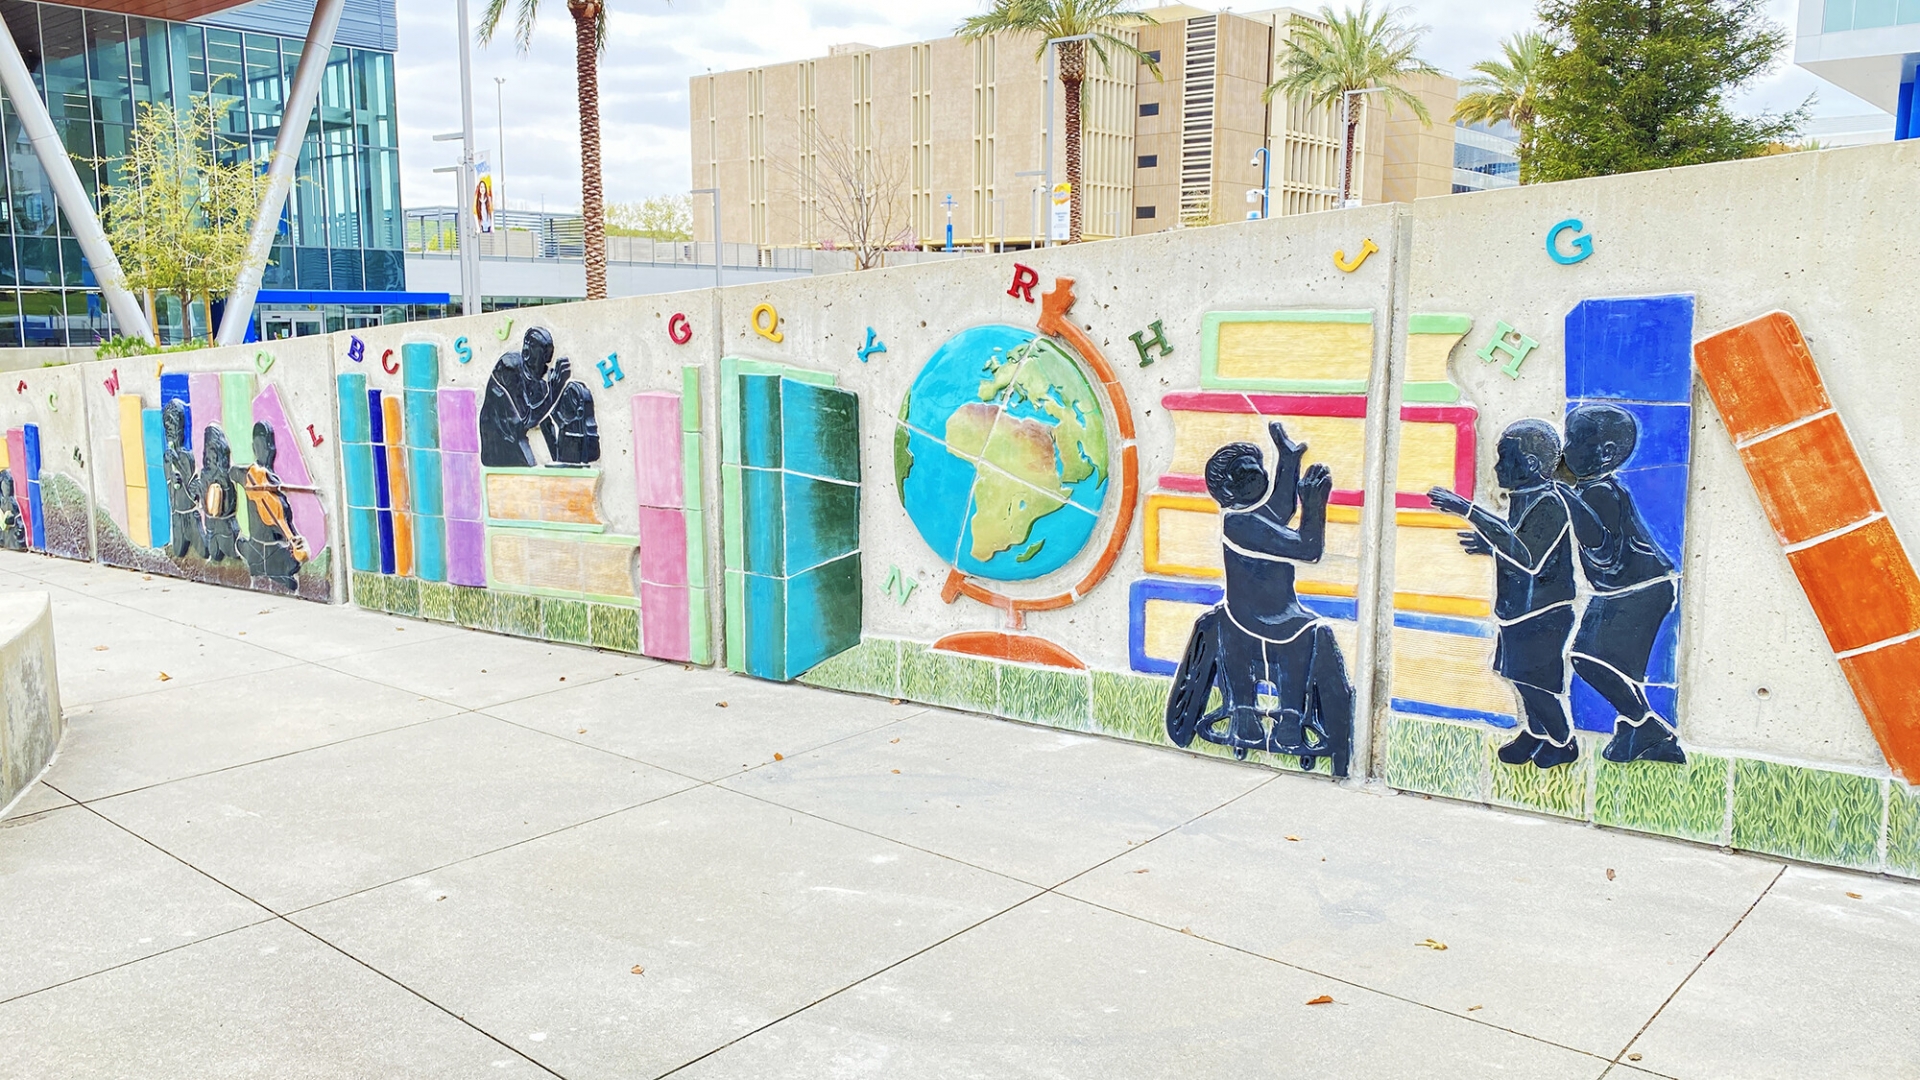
[1138,102,1158,117]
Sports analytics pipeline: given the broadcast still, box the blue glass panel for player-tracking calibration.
[329,247,363,291]
[294,246,330,289]
[363,248,404,290]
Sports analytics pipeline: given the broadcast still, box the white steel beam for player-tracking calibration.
[0,14,154,344]
[215,0,346,346]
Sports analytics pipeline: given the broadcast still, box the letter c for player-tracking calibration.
[1547,219,1593,265]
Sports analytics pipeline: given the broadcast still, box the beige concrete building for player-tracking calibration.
[688,4,1458,252]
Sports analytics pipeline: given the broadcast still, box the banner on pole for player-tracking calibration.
[1049,182,1070,241]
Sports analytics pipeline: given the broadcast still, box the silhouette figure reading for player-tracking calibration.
[1429,419,1579,769]
[1564,404,1686,764]
[161,400,207,560]
[478,327,600,467]
[1165,421,1354,776]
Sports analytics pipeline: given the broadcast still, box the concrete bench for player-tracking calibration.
[0,592,60,815]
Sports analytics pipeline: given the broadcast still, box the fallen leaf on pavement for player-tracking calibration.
[890,698,903,705]
[631,965,644,975]
[717,701,729,708]
[890,738,900,743]
[1306,995,1334,1005]
[1628,1053,1642,1062]
[578,728,587,734]
[890,769,901,774]
[92,645,107,651]
[1285,835,1301,842]
[157,672,171,681]
[1606,868,1616,880]
[773,752,784,761]
[1132,868,1149,874]
[1417,938,1448,951]
[1467,1005,1483,1012]
[1179,927,1193,935]
[1846,891,1862,899]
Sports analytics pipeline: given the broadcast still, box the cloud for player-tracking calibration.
[396,0,1876,215]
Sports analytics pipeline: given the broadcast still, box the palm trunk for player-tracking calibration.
[1341,97,1362,204]
[1061,41,1086,244]
[570,2,606,300]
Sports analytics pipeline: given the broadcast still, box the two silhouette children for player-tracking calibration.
[1428,404,1685,769]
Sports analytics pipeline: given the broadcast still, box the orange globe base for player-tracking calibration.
[929,631,1087,671]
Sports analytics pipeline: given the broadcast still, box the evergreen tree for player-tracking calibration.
[1534,0,1805,181]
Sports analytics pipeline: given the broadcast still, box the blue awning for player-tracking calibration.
[254,290,452,306]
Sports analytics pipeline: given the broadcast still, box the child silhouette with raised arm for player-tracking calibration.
[1165,421,1354,776]
[1429,419,1580,769]
[1563,403,1686,764]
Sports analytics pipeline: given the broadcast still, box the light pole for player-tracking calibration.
[942,193,956,251]
[691,187,722,289]
[494,76,506,211]
[989,195,1008,253]
[1015,168,1043,249]
[1249,145,1271,220]
[1337,87,1385,209]
[1041,32,1096,248]
[429,0,481,316]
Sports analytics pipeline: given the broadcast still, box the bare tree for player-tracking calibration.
[773,131,909,271]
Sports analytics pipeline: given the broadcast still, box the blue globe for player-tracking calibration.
[894,324,1110,582]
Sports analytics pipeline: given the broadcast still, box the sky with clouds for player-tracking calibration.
[394,0,1874,215]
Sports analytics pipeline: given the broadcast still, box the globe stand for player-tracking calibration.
[929,277,1140,674]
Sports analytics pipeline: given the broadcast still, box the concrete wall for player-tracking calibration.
[0,593,61,816]
[4,141,1917,878]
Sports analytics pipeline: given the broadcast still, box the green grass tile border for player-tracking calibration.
[384,576,422,618]
[1384,715,1487,802]
[419,580,457,623]
[996,664,1092,732]
[589,603,640,654]
[543,597,592,646]
[1887,782,1920,880]
[1596,753,1730,845]
[1487,734,1594,819]
[351,570,386,613]
[451,585,492,630]
[1091,670,1172,746]
[492,593,541,638]
[799,637,900,697]
[1731,758,1883,870]
[899,642,996,714]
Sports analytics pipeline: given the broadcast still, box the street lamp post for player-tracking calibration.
[494,77,506,211]
[1249,145,1271,219]
[1041,33,1096,248]
[691,187,722,289]
[989,195,1009,253]
[1015,168,1043,250]
[1337,87,1385,209]
[942,193,956,251]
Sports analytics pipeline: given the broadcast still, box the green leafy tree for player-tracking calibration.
[958,1,1161,244]
[99,94,273,342]
[1265,3,1440,204]
[1533,0,1806,180]
[1453,31,1551,183]
[606,194,692,240]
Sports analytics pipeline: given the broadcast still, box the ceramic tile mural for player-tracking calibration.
[5,147,1919,881]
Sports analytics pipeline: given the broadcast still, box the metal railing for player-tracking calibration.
[404,207,815,271]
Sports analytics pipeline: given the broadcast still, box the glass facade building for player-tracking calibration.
[1452,121,1520,194]
[0,0,402,348]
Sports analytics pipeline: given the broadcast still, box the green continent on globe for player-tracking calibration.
[935,337,1110,563]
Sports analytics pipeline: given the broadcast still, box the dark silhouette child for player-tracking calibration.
[197,425,241,564]
[1429,419,1579,769]
[161,400,207,560]
[1165,421,1354,776]
[1563,403,1687,764]
[236,423,307,592]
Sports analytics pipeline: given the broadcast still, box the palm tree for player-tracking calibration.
[958,1,1160,244]
[1452,31,1550,184]
[479,0,611,300]
[1264,3,1439,205]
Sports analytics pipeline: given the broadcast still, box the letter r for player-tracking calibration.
[1008,264,1039,303]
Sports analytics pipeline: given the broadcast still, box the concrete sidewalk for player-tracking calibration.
[0,555,1913,1080]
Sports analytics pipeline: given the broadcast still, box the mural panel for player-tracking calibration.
[0,366,92,561]
[340,322,710,662]
[81,343,339,601]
